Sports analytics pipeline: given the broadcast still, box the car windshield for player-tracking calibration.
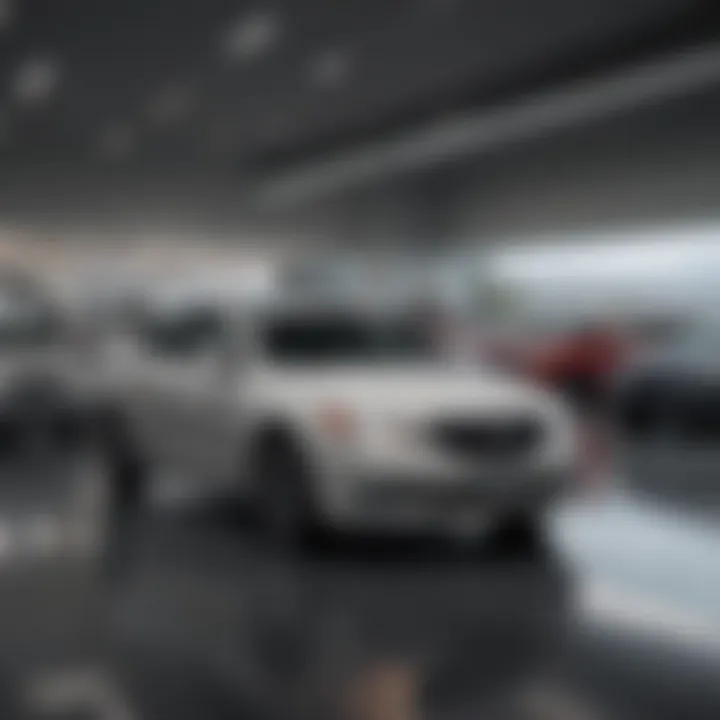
[261,312,438,363]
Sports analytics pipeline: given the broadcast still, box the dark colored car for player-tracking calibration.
[615,323,720,442]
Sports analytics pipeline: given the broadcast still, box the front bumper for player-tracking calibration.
[322,469,569,532]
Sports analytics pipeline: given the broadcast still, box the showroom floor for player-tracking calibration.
[0,454,719,719]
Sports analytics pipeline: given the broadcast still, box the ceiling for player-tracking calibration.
[0,0,714,180]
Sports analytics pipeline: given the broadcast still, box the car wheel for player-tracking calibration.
[92,408,145,507]
[100,438,149,578]
[104,431,147,515]
[252,434,317,550]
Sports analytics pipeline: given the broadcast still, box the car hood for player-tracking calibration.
[255,364,561,418]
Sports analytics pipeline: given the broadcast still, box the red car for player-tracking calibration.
[525,324,629,405]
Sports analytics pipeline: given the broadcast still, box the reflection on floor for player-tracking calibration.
[0,452,720,718]
[110,505,584,720]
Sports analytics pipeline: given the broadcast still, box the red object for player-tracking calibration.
[523,326,628,390]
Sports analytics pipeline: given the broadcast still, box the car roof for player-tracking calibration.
[145,265,279,306]
[144,260,439,317]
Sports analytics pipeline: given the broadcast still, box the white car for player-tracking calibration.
[0,274,91,456]
[100,279,577,545]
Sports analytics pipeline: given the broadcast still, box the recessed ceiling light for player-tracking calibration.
[204,119,241,156]
[13,58,61,105]
[97,123,134,158]
[148,82,195,126]
[222,9,280,62]
[309,49,351,88]
[261,112,291,141]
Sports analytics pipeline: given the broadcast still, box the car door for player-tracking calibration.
[109,298,189,471]
[140,297,243,485]
[95,299,169,469]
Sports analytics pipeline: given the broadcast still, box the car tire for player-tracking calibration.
[98,420,148,578]
[251,433,318,551]
[105,432,147,515]
[95,411,148,524]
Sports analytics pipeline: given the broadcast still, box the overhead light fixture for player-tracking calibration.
[204,119,242,156]
[309,48,351,88]
[260,43,720,205]
[259,111,291,142]
[222,9,280,62]
[148,82,195,126]
[97,122,134,159]
[13,57,61,106]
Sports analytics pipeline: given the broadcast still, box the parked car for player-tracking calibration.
[615,321,720,441]
[0,272,95,457]
[98,275,579,547]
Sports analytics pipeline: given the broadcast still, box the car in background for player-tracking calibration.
[0,271,98,457]
[615,320,720,442]
[468,317,629,411]
[521,323,631,413]
[98,273,579,548]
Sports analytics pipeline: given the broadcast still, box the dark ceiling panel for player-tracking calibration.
[0,0,714,182]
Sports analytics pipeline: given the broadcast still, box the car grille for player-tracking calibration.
[430,417,542,462]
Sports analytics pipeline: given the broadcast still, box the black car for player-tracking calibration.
[615,323,720,442]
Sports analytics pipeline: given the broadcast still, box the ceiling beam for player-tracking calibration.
[256,42,720,207]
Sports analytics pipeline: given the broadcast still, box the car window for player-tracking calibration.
[138,300,226,359]
[260,312,437,364]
